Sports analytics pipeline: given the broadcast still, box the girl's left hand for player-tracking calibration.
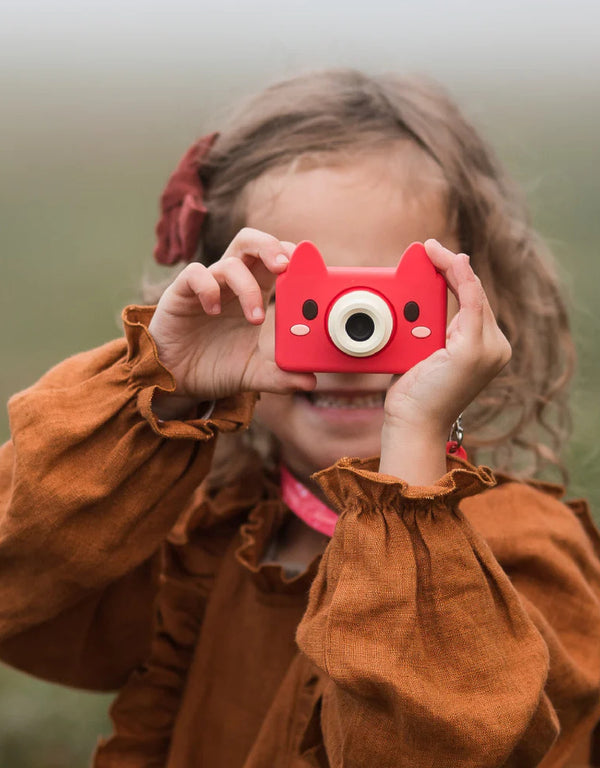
[383,239,512,437]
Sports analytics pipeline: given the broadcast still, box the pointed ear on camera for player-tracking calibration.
[395,242,438,278]
[287,241,328,275]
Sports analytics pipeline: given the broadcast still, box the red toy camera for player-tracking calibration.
[275,241,447,374]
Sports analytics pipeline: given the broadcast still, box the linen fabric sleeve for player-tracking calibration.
[0,305,255,690]
[295,456,600,768]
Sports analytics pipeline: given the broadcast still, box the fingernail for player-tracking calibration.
[275,254,289,265]
[252,307,263,320]
[210,304,220,314]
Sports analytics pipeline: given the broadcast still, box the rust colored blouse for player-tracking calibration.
[1,306,600,768]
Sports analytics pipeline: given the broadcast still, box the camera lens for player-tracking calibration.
[327,290,394,357]
[345,312,375,342]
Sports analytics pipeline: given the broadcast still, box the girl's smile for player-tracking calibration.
[298,389,386,410]
[293,386,388,425]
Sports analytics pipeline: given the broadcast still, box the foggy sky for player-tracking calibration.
[2,0,599,83]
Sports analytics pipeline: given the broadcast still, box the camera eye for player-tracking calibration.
[302,299,318,320]
[403,301,420,322]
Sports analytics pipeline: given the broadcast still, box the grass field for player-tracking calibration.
[1,74,598,765]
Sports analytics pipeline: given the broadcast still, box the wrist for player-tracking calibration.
[379,420,448,486]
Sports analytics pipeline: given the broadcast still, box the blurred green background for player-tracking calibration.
[1,1,599,765]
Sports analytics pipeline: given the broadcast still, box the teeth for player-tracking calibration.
[307,392,384,409]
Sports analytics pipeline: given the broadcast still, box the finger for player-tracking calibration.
[425,240,486,342]
[451,253,485,340]
[256,363,317,395]
[450,255,501,337]
[210,257,267,324]
[445,264,510,371]
[423,239,463,302]
[425,240,494,322]
[428,239,501,338]
[482,325,513,371]
[280,240,297,256]
[170,263,222,315]
[445,312,460,340]
[222,227,292,273]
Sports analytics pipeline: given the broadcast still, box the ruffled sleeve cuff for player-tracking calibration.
[313,454,497,513]
[122,305,257,441]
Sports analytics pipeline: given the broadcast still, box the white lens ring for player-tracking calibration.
[327,290,394,357]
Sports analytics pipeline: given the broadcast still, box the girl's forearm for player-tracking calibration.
[379,421,448,486]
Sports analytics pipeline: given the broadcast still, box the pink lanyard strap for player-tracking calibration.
[280,443,467,538]
[280,464,339,538]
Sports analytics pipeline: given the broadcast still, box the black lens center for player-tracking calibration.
[345,312,375,342]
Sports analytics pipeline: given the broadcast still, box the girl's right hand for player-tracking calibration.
[147,228,317,417]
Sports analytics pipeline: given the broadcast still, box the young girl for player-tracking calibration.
[1,69,600,768]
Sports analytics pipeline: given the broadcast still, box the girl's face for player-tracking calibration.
[245,146,460,482]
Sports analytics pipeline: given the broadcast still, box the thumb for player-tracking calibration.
[258,362,317,395]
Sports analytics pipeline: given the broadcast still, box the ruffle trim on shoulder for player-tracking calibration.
[122,305,257,441]
[167,467,267,548]
[493,469,566,500]
[488,470,600,559]
[234,499,321,594]
[313,454,496,513]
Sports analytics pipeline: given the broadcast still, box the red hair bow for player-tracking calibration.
[153,132,219,265]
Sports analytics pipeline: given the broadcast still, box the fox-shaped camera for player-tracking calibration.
[274,241,447,374]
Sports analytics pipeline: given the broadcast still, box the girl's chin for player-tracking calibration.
[300,441,381,476]
[289,394,384,469]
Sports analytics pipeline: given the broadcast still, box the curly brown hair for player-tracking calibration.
[145,69,575,483]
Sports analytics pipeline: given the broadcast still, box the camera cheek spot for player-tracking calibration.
[411,326,431,338]
[291,324,310,336]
